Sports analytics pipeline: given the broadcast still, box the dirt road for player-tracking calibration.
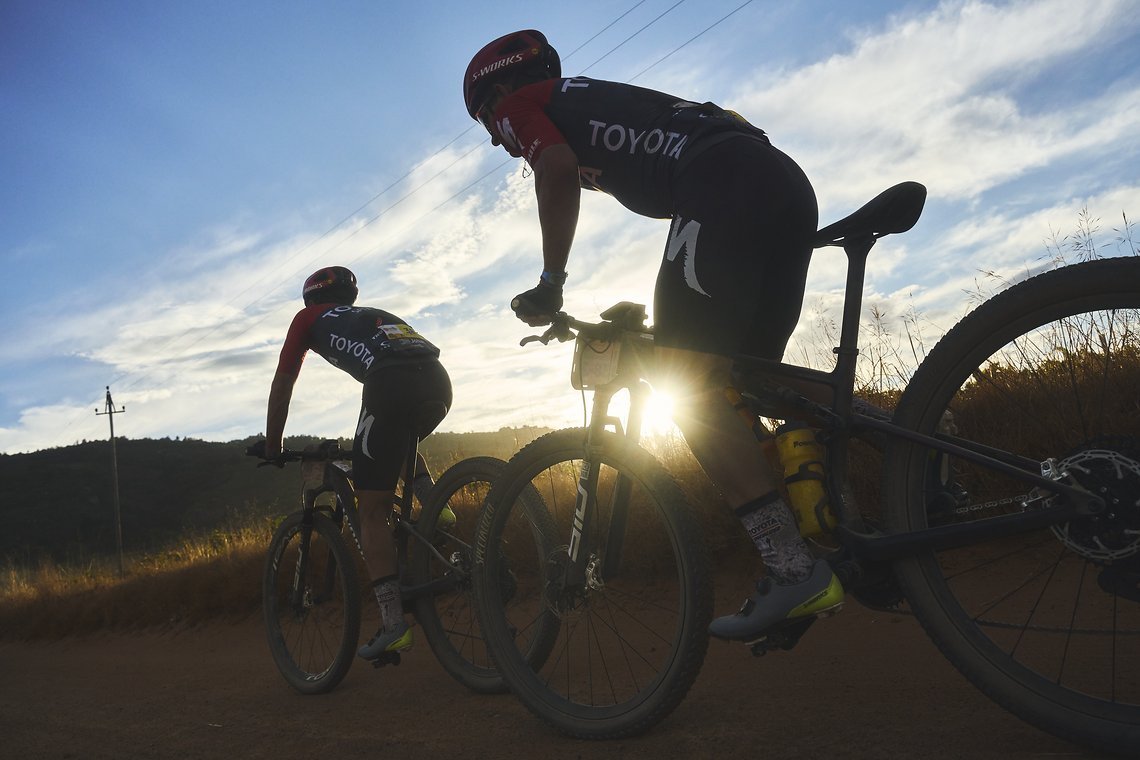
[1,597,1104,760]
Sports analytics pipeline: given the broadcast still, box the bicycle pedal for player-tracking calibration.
[370,650,403,669]
[747,617,816,657]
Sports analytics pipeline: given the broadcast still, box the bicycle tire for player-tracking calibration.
[410,456,511,694]
[883,256,1140,754]
[475,428,713,739]
[263,510,362,695]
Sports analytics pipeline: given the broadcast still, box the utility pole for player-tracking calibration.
[96,386,126,577]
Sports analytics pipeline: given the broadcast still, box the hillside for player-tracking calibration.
[0,427,550,566]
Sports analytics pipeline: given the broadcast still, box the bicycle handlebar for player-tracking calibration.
[519,302,650,348]
[245,439,348,467]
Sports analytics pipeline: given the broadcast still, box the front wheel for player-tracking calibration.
[475,429,713,739]
[884,256,1140,754]
[263,511,361,694]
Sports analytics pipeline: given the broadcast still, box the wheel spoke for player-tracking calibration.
[476,430,711,738]
[262,513,359,694]
[886,257,1140,753]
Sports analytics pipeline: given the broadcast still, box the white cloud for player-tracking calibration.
[2,0,1137,454]
[732,0,1140,206]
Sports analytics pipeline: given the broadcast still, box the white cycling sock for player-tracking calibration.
[371,576,404,632]
[735,492,814,583]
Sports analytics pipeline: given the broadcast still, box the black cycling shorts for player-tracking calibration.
[352,361,452,491]
[653,135,818,360]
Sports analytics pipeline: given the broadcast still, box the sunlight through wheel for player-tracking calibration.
[885,256,1140,754]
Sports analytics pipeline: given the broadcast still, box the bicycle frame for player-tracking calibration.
[290,442,462,605]
[732,235,1104,561]
[546,235,1106,584]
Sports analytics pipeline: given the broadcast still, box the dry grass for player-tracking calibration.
[0,518,274,639]
[5,214,1133,641]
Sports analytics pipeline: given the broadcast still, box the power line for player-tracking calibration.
[561,0,649,59]
[107,1,679,393]
[60,2,672,437]
[580,0,687,75]
[71,0,762,441]
[630,0,756,82]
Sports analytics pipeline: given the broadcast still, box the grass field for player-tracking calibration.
[6,230,1135,641]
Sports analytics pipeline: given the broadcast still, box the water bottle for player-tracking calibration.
[774,421,835,537]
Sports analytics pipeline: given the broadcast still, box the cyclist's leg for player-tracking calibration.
[353,371,422,657]
[655,139,811,506]
[407,363,453,517]
[655,347,782,503]
[355,362,454,658]
[658,136,839,639]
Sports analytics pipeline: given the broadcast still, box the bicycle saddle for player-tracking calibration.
[813,181,927,248]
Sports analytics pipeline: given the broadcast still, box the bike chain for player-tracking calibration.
[950,494,1031,517]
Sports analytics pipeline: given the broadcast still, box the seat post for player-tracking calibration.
[831,235,874,421]
[400,431,419,515]
[837,235,873,355]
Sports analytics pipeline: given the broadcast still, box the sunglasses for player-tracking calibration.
[476,103,502,146]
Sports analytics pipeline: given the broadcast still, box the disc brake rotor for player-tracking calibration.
[1050,444,1140,562]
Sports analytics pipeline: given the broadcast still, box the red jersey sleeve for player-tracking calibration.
[493,79,567,166]
[275,306,321,378]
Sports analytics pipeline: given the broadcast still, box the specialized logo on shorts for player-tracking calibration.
[666,217,709,296]
[356,410,375,460]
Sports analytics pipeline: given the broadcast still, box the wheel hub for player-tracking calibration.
[1050,441,1140,562]
[544,547,590,616]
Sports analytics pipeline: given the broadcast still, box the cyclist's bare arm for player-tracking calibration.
[265,369,296,457]
[533,143,580,274]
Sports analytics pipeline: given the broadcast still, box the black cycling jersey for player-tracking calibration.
[492,75,818,361]
[277,304,440,382]
[494,77,768,217]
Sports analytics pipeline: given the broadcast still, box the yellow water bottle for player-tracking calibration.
[774,421,835,537]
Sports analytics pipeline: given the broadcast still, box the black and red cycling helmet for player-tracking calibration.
[463,29,560,120]
[302,266,358,306]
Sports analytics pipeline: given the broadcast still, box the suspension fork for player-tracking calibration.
[292,494,318,611]
[567,381,649,585]
[601,381,649,580]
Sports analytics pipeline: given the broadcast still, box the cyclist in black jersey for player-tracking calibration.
[464,31,843,642]
[257,266,454,660]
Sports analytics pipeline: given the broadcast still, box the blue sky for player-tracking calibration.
[1,0,1138,454]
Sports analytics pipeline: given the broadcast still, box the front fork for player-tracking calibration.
[292,484,347,612]
[565,381,650,588]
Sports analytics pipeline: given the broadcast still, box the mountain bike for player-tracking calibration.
[250,433,542,695]
[471,181,1140,754]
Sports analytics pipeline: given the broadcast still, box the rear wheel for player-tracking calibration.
[885,256,1140,754]
[263,511,361,694]
[411,456,510,693]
